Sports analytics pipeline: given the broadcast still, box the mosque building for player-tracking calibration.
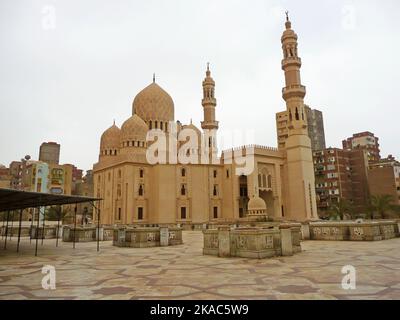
[93,15,318,225]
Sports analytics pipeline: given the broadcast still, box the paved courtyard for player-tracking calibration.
[0,231,399,300]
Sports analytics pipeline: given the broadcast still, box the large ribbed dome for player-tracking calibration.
[121,114,148,142]
[100,123,121,150]
[132,82,174,123]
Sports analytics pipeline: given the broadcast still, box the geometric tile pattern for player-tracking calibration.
[0,232,399,300]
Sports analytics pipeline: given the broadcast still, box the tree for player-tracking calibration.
[45,205,71,221]
[369,194,395,219]
[328,198,354,221]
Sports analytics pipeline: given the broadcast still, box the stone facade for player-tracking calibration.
[93,16,319,225]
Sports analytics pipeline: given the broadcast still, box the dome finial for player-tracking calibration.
[113,119,115,126]
[285,10,292,29]
[153,73,156,83]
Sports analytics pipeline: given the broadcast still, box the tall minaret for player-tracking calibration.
[281,13,318,221]
[201,63,219,162]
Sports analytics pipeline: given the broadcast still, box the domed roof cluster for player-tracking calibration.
[99,80,176,157]
[132,82,174,123]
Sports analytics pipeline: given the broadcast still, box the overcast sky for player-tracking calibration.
[0,0,399,171]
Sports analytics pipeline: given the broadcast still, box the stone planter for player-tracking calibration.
[203,224,301,259]
[113,227,183,248]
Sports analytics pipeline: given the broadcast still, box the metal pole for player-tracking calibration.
[97,205,100,252]
[35,207,40,256]
[41,207,46,246]
[3,211,10,250]
[17,209,23,252]
[9,211,14,240]
[56,206,61,247]
[29,209,34,244]
[1,211,5,240]
[73,204,77,249]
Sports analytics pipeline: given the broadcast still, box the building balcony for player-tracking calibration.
[282,85,306,100]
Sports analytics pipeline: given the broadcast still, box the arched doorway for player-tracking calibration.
[238,175,249,218]
[259,190,275,217]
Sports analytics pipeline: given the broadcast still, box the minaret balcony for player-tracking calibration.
[281,57,302,69]
[201,120,219,130]
[202,98,217,106]
[282,85,306,99]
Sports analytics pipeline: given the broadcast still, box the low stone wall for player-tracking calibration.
[31,225,61,239]
[0,226,31,237]
[62,225,114,242]
[203,224,301,259]
[113,227,183,248]
[309,220,399,241]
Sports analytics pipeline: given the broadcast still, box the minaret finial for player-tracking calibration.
[153,73,155,83]
[285,10,291,29]
[113,119,115,125]
[207,62,210,71]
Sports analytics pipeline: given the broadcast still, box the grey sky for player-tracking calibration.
[0,0,399,171]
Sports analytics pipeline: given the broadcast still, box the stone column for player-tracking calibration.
[218,226,231,257]
[301,222,310,240]
[280,225,293,256]
[160,227,169,247]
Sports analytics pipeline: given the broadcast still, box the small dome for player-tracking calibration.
[121,114,148,143]
[182,123,201,135]
[132,82,174,123]
[100,123,121,150]
[248,195,267,212]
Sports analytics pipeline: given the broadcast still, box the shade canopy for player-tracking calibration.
[0,188,101,212]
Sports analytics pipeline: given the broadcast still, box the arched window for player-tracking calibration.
[139,169,144,178]
[181,168,186,177]
[114,150,117,155]
[149,120,152,129]
[160,122,163,130]
[138,185,143,196]
[268,175,272,189]
[295,107,300,120]
[213,185,218,196]
[289,110,293,121]
[262,175,267,188]
[258,174,262,188]
[155,121,158,129]
[181,184,186,196]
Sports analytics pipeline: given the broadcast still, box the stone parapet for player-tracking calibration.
[308,220,399,241]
